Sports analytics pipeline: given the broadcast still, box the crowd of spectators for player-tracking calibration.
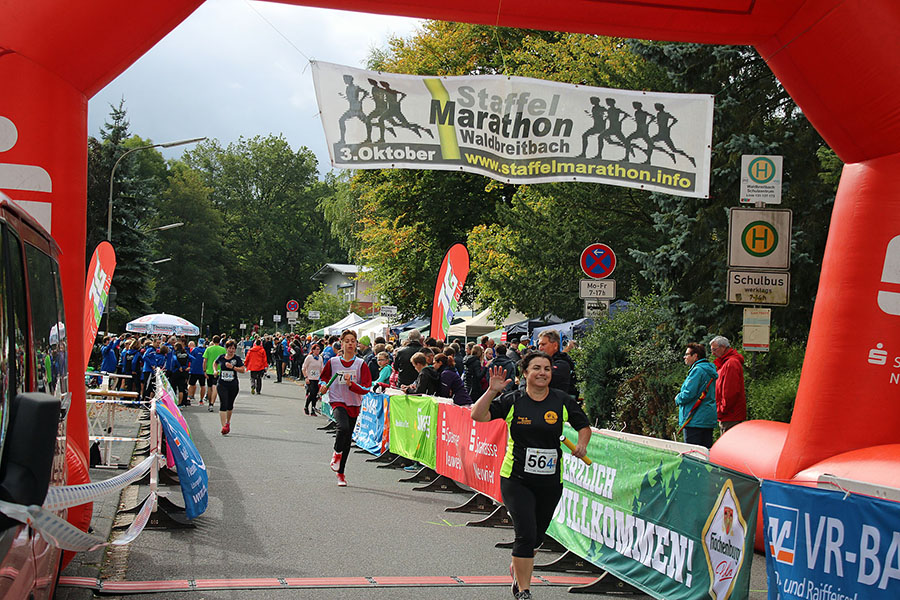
[91,325,584,410]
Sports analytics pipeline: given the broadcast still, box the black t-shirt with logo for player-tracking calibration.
[489,388,590,485]
[216,354,244,388]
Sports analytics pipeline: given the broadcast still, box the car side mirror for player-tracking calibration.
[0,392,61,508]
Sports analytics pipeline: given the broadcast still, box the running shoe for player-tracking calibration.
[336,473,347,487]
[515,591,532,600]
[208,404,214,412]
[224,423,230,434]
[221,425,228,435]
[403,464,420,472]
[303,408,309,415]
[250,389,255,395]
[330,451,342,472]
[510,563,518,597]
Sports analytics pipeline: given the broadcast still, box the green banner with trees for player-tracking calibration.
[548,425,760,600]
[386,395,438,469]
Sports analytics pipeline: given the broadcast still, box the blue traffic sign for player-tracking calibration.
[581,243,616,279]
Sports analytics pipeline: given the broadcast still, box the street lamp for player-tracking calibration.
[107,137,206,241]
[143,222,184,233]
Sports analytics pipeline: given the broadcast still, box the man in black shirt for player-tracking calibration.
[537,330,578,397]
[392,329,424,387]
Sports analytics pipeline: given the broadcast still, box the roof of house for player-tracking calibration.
[311,263,372,280]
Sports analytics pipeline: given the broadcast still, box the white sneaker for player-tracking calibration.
[330,451,342,472]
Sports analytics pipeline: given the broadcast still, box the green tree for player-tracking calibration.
[149,163,226,328]
[626,43,837,341]
[184,135,345,330]
[300,285,350,332]
[86,101,167,330]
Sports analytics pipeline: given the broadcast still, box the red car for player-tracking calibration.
[0,193,70,598]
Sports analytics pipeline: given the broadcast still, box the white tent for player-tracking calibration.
[323,312,366,335]
[356,316,390,342]
[447,308,528,339]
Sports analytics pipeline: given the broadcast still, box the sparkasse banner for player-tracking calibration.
[311,61,713,198]
[430,243,469,342]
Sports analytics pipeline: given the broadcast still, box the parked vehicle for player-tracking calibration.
[0,192,69,598]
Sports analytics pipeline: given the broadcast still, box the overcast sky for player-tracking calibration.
[87,0,423,173]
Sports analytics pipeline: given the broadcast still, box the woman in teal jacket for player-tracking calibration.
[675,343,718,448]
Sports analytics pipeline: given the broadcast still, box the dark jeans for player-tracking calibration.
[684,426,714,449]
[305,380,319,412]
[332,406,358,474]
[275,358,284,382]
[250,370,264,393]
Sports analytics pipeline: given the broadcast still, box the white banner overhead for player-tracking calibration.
[311,61,714,198]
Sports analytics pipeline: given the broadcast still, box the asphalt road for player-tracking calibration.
[60,370,770,599]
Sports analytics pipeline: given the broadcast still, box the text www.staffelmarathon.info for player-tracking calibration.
[463,151,696,190]
[334,142,696,192]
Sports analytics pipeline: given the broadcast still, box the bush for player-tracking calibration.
[746,367,801,422]
[740,335,804,423]
[574,293,682,436]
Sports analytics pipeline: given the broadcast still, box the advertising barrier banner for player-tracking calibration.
[762,480,900,599]
[387,395,438,469]
[353,392,390,456]
[311,61,713,198]
[156,403,208,520]
[547,426,759,600]
[435,402,507,502]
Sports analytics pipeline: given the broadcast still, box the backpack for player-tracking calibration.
[177,351,189,369]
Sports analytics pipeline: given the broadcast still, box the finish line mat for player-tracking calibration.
[59,574,596,594]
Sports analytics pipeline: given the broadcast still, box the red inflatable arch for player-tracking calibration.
[3,0,899,535]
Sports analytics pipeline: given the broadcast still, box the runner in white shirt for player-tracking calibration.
[302,343,324,416]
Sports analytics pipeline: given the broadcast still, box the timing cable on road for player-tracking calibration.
[58,574,597,594]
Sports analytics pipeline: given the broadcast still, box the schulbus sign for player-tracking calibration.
[430,243,470,342]
[311,61,714,198]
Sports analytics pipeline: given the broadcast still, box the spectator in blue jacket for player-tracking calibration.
[674,343,718,449]
[100,335,120,374]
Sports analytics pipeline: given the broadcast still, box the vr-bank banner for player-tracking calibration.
[762,480,900,600]
[311,61,713,198]
[352,392,389,456]
[547,426,759,600]
[435,402,507,502]
[387,395,438,470]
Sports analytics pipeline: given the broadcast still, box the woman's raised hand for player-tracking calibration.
[487,365,511,394]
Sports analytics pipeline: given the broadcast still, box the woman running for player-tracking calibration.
[216,339,246,435]
[319,330,372,486]
[471,352,592,600]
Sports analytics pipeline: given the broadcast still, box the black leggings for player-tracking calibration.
[500,477,563,558]
[332,406,358,474]
[305,380,319,412]
[218,383,238,412]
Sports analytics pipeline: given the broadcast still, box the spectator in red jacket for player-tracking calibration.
[245,339,269,396]
[710,336,746,433]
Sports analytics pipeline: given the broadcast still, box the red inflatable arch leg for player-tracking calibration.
[775,154,900,480]
[0,52,90,538]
